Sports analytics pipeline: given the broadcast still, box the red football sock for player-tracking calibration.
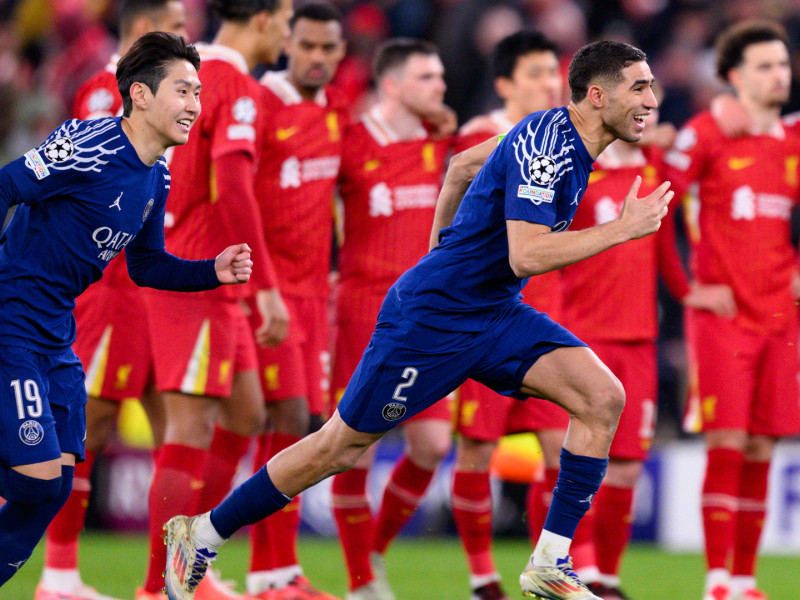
[732,460,769,577]
[373,455,435,554]
[452,470,495,577]
[702,447,744,571]
[249,433,273,572]
[267,432,302,569]
[527,468,559,545]
[571,500,596,571]
[196,425,251,513]
[332,468,375,590]
[593,485,634,577]
[143,443,207,593]
[44,450,96,570]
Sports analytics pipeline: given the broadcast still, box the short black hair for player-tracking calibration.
[372,38,439,81]
[290,1,342,29]
[492,30,558,80]
[119,0,175,37]
[568,40,647,102]
[116,31,200,117]
[210,0,279,22]
[716,19,788,82]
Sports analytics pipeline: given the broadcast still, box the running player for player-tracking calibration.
[244,3,346,598]
[664,20,800,600]
[329,38,453,600]
[0,31,253,589]
[139,1,292,599]
[165,40,672,600]
[36,3,187,599]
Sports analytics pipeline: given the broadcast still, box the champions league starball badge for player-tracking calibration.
[529,155,556,186]
[44,137,74,163]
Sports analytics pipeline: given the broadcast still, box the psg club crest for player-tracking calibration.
[382,402,406,421]
[19,420,44,446]
[529,155,556,186]
[44,137,74,163]
[143,198,154,222]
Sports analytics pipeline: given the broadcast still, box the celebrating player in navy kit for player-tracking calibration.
[165,40,673,600]
[0,32,255,587]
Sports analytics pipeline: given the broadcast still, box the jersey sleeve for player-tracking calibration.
[663,116,710,198]
[208,77,259,161]
[0,119,97,214]
[73,80,121,121]
[502,127,567,228]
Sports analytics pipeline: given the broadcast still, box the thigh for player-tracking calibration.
[752,327,800,437]
[46,349,88,461]
[74,284,153,402]
[592,340,657,460]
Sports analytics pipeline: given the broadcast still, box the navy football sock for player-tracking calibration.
[544,448,608,539]
[209,465,290,539]
[0,465,73,585]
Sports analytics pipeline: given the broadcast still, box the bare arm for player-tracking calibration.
[429,136,500,250]
[507,176,674,277]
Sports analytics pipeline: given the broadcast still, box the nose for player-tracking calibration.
[644,85,658,109]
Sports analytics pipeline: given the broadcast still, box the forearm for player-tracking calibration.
[509,219,630,278]
[126,248,219,291]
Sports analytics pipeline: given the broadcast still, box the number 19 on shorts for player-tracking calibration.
[10,379,43,420]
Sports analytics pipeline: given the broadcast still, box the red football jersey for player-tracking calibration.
[255,71,348,299]
[664,111,800,335]
[454,109,564,320]
[72,55,134,289]
[164,44,274,300]
[336,107,451,319]
[561,145,690,341]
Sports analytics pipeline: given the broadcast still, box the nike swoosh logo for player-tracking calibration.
[276,126,299,141]
[728,157,755,171]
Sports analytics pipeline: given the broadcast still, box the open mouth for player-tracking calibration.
[177,119,193,132]
[633,114,647,129]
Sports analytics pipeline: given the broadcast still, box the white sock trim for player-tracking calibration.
[730,575,756,595]
[246,571,276,594]
[532,529,572,567]
[40,567,82,592]
[469,572,500,590]
[705,568,731,590]
[193,512,226,552]
[273,564,303,589]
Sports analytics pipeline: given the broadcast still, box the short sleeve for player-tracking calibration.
[663,117,708,195]
[209,77,259,162]
[503,127,567,228]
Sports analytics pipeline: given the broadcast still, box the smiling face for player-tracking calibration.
[286,18,345,93]
[143,58,201,148]
[730,40,791,109]
[601,61,658,143]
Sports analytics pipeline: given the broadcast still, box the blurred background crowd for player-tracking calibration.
[3,0,800,441]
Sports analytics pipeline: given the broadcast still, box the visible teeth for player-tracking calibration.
[634,116,645,123]
[178,120,190,127]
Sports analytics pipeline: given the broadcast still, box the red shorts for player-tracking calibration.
[145,293,258,398]
[684,309,800,437]
[73,283,153,402]
[455,378,569,442]
[332,316,452,423]
[246,295,330,416]
[587,339,657,461]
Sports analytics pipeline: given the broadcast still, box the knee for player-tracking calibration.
[234,403,268,438]
[2,470,65,505]
[409,436,452,470]
[582,375,625,430]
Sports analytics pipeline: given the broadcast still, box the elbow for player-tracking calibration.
[509,254,545,278]
[450,150,480,183]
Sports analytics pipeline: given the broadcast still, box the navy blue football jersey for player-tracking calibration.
[0,117,217,353]
[393,107,593,332]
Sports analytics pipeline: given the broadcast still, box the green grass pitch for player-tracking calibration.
[2,533,798,599]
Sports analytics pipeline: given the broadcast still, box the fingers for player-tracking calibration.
[626,175,642,199]
[646,180,672,202]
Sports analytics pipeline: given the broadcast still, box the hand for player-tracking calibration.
[215,243,252,284]
[617,176,674,240]
[425,105,458,139]
[254,288,289,347]
[711,93,751,138]
[682,282,737,319]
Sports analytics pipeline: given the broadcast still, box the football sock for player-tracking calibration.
[331,468,375,591]
[210,465,291,540]
[0,466,73,585]
[702,447,744,571]
[249,433,274,573]
[266,433,302,569]
[535,449,608,566]
[526,467,559,543]
[197,426,251,513]
[143,443,206,593]
[451,469,495,577]
[373,455,435,554]
[44,450,95,571]
[732,460,769,577]
[594,484,634,578]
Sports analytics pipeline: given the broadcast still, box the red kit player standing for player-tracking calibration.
[664,21,800,600]
[329,39,453,600]
[139,1,293,599]
[36,3,187,600]
[244,3,346,599]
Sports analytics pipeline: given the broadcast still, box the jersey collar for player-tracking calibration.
[260,70,328,107]
[105,53,121,73]
[195,43,249,74]
[362,105,427,146]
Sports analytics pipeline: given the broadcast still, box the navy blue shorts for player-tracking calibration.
[337,298,585,433]
[0,345,86,466]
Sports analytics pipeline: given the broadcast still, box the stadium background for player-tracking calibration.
[1,0,800,597]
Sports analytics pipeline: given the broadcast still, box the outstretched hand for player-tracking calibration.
[215,243,253,284]
[618,176,673,240]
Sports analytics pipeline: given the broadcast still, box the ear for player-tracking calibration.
[253,9,270,33]
[381,74,399,99]
[129,81,152,112]
[494,76,513,102]
[727,68,741,91]
[586,83,606,109]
